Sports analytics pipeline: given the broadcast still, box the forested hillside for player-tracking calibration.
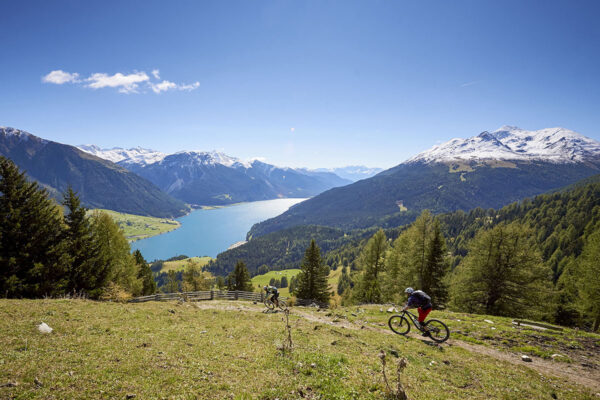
[249,161,600,237]
[0,127,188,218]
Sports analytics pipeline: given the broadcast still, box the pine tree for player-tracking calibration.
[280,276,288,288]
[422,219,449,306]
[577,228,600,331]
[337,266,352,295]
[450,222,552,317]
[383,211,449,307]
[289,275,297,294]
[134,250,156,295]
[228,260,253,291]
[295,239,330,303]
[215,275,225,290]
[0,157,69,297]
[354,229,388,303]
[63,187,101,296]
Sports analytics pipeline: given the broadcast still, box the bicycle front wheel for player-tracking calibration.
[264,299,275,310]
[424,319,450,343]
[388,315,410,335]
[278,299,287,310]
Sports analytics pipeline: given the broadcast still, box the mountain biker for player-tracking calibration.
[263,285,280,308]
[402,287,432,336]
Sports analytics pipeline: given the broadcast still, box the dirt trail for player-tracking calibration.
[193,301,600,391]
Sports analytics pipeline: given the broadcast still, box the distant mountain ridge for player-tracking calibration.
[0,127,188,217]
[79,145,352,206]
[248,126,600,237]
[314,165,383,182]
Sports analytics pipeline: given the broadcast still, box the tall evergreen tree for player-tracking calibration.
[228,260,253,291]
[450,222,552,317]
[134,250,156,295]
[295,239,330,303]
[280,276,288,288]
[63,187,101,296]
[577,228,600,331]
[0,157,69,297]
[354,229,388,303]
[164,270,180,293]
[383,211,449,307]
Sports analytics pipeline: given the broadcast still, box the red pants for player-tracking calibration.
[418,307,432,323]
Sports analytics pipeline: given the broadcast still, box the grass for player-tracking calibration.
[160,256,213,273]
[1,299,597,399]
[251,269,301,297]
[93,209,181,241]
[328,305,600,364]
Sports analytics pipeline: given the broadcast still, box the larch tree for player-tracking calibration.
[354,229,388,303]
[450,222,552,318]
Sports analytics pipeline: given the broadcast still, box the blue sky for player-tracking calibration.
[1,0,599,169]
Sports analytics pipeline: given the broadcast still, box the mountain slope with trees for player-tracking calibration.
[0,127,188,218]
[249,126,600,237]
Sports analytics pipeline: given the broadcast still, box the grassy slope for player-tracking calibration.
[1,300,597,400]
[161,257,213,273]
[94,209,181,241]
[251,269,301,297]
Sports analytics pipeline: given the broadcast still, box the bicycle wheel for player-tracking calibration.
[424,319,450,343]
[264,298,275,310]
[277,299,288,311]
[388,315,410,335]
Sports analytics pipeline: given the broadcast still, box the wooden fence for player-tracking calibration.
[129,290,288,304]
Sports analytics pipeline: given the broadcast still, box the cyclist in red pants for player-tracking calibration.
[402,287,432,336]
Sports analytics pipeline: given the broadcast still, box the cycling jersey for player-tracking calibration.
[407,290,432,310]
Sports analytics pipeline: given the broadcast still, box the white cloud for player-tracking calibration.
[42,70,79,84]
[86,71,149,93]
[290,127,295,133]
[150,80,177,93]
[41,68,199,94]
[178,82,200,91]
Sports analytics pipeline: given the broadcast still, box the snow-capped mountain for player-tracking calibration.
[1,126,46,143]
[249,126,600,237]
[78,145,350,206]
[408,126,600,164]
[77,145,166,165]
[0,127,188,217]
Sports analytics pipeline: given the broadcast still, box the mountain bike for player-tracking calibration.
[388,309,450,343]
[264,295,287,311]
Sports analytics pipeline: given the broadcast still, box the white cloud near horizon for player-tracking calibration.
[42,70,80,84]
[42,68,199,94]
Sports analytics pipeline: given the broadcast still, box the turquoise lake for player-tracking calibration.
[131,198,306,261]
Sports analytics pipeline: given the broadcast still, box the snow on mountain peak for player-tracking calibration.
[0,127,45,143]
[407,126,600,164]
[77,145,166,165]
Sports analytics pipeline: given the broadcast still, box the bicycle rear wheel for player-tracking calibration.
[424,319,450,343]
[388,315,410,335]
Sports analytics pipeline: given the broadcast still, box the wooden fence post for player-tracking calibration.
[210,290,214,300]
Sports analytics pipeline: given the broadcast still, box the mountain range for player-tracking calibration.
[0,127,188,217]
[248,126,600,237]
[78,146,353,206]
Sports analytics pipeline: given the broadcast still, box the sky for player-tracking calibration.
[1,0,600,169]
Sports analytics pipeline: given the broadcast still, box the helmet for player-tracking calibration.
[263,286,267,290]
[404,287,414,294]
